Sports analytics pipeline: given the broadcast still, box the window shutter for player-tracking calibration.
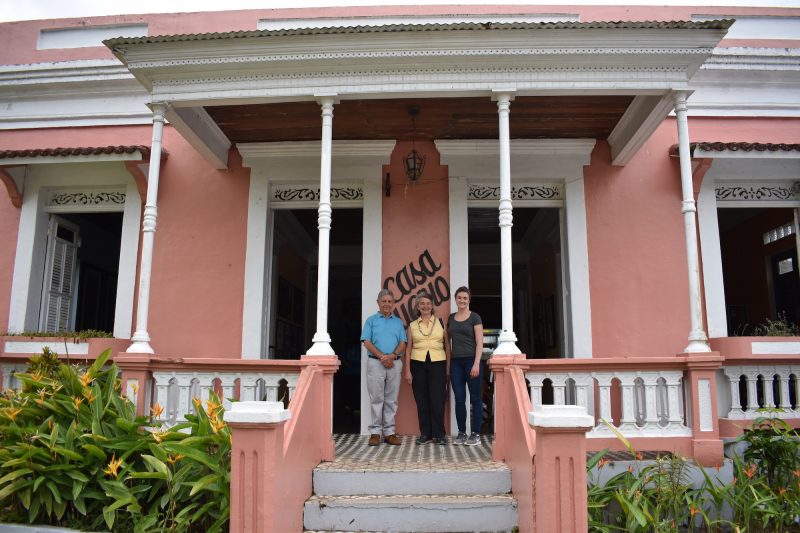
[41,217,79,333]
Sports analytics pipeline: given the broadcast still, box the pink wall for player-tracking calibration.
[0,126,250,357]
[381,140,451,435]
[0,193,20,332]
[585,131,691,358]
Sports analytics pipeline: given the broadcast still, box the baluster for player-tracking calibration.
[177,375,193,422]
[724,368,744,418]
[152,372,170,419]
[551,373,568,405]
[239,376,258,401]
[745,372,759,416]
[762,368,777,410]
[642,373,660,431]
[619,373,638,433]
[528,373,544,408]
[665,373,685,431]
[778,371,792,411]
[572,374,591,411]
[594,373,613,429]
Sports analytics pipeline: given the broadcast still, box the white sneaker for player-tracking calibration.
[453,432,467,445]
[465,433,481,446]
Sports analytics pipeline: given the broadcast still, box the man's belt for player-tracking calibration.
[368,354,401,360]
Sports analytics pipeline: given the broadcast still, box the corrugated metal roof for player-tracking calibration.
[0,145,155,159]
[669,142,800,157]
[105,19,734,48]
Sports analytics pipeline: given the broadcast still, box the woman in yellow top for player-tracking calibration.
[404,290,451,445]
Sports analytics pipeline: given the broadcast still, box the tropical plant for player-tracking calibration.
[0,349,230,532]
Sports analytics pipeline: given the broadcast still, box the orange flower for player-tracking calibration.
[778,487,787,495]
[206,398,221,416]
[1,407,22,422]
[635,452,643,461]
[150,403,164,419]
[627,465,634,474]
[72,397,83,410]
[151,430,166,443]
[130,382,139,395]
[744,464,757,479]
[597,457,609,469]
[715,464,722,472]
[210,416,226,434]
[82,388,95,404]
[192,397,202,410]
[690,505,698,517]
[103,455,123,478]
[166,453,184,465]
[79,373,93,388]
[793,469,800,478]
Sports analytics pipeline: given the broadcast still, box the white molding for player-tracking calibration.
[752,341,800,355]
[448,177,470,311]
[608,93,675,166]
[360,175,383,434]
[0,152,149,166]
[564,176,593,358]
[697,175,728,338]
[242,171,270,359]
[4,340,89,355]
[239,140,397,162]
[6,163,140,337]
[258,14,580,31]
[697,149,800,160]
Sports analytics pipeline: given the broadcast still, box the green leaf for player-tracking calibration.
[51,446,83,461]
[0,467,32,485]
[88,348,113,377]
[0,478,28,500]
[141,454,170,477]
[103,505,115,529]
[189,473,222,496]
[65,469,89,483]
[74,496,87,515]
[44,480,62,504]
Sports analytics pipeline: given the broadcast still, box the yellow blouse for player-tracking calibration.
[409,316,447,362]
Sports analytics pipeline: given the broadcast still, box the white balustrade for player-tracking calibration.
[526,370,692,439]
[151,370,299,425]
[721,365,799,420]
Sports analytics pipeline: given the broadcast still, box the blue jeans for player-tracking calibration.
[450,357,484,434]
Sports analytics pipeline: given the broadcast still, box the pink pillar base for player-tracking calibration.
[692,438,725,467]
[229,420,288,533]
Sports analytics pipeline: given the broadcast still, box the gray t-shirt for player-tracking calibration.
[447,312,483,358]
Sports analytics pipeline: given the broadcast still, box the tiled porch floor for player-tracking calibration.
[323,434,496,471]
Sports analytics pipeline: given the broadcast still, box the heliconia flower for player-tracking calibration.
[82,388,95,404]
[79,373,93,387]
[130,382,139,394]
[206,398,221,416]
[166,453,184,465]
[635,452,643,461]
[597,457,609,469]
[210,416,226,434]
[744,463,757,479]
[1,407,22,422]
[627,465,634,474]
[192,397,202,410]
[690,505,698,517]
[151,430,166,443]
[103,455,123,478]
[150,403,164,419]
[72,397,83,410]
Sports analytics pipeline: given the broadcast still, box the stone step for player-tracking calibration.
[313,461,511,496]
[303,494,518,533]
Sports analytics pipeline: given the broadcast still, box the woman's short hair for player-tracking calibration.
[454,286,471,298]
[414,290,434,312]
[376,288,395,301]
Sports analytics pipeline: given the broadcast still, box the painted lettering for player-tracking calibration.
[383,249,450,327]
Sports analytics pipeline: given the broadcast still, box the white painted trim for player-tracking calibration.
[752,342,800,355]
[0,152,148,166]
[697,175,728,338]
[241,171,271,360]
[6,162,139,338]
[360,174,383,435]
[114,182,142,339]
[4,340,89,355]
[564,176,593,358]
[694,148,800,160]
[608,93,675,166]
[167,106,231,170]
[448,177,470,311]
[259,14,580,31]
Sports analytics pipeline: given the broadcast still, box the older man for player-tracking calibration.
[361,289,407,446]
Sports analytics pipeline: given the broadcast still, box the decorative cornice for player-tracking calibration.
[238,140,395,167]
[271,185,363,203]
[715,182,800,202]
[436,139,596,157]
[47,188,127,208]
[0,60,134,88]
[469,183,563,201]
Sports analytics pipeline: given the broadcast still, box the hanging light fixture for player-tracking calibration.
[403,106,425,183]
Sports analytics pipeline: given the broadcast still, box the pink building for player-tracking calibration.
[1,4,798,531]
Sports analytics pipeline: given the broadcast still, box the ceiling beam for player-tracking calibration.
[166,106,232,170]
[608,93,677,166]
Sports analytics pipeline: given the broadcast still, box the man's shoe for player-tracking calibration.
[465,432,481,446]
[433,436,447,446]
[384,434,401,446]
[453,432,467,445]
[415,435,432,445]
[368,434,381,446]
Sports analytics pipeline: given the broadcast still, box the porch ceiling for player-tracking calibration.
[205,96,634,143]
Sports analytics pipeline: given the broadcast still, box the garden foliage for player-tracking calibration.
[588,418,800,532]
[0,349,230,532]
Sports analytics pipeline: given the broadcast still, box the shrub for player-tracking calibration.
[0,349,230,532]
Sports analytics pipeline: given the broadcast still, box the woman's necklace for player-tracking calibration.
[417,316,434,337]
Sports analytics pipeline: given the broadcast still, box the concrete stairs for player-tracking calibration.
[303,435,518,533]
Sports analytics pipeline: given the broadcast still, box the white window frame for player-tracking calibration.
[697,154,800,338]
[6,161,142,338]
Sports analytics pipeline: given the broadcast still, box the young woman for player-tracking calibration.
[404,290,451,445]
[447,286,484,445]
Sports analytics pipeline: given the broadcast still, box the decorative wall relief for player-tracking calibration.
[715,182,800,202]
[48,189,126,208]
[383,249,450,327]
[271,185,363,203]
[468,184,563,201]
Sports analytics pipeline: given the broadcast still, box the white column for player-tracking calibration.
[128,103,167,354]
[673,92,711,353]
[307,95,338,356]
[493,90,521,355]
